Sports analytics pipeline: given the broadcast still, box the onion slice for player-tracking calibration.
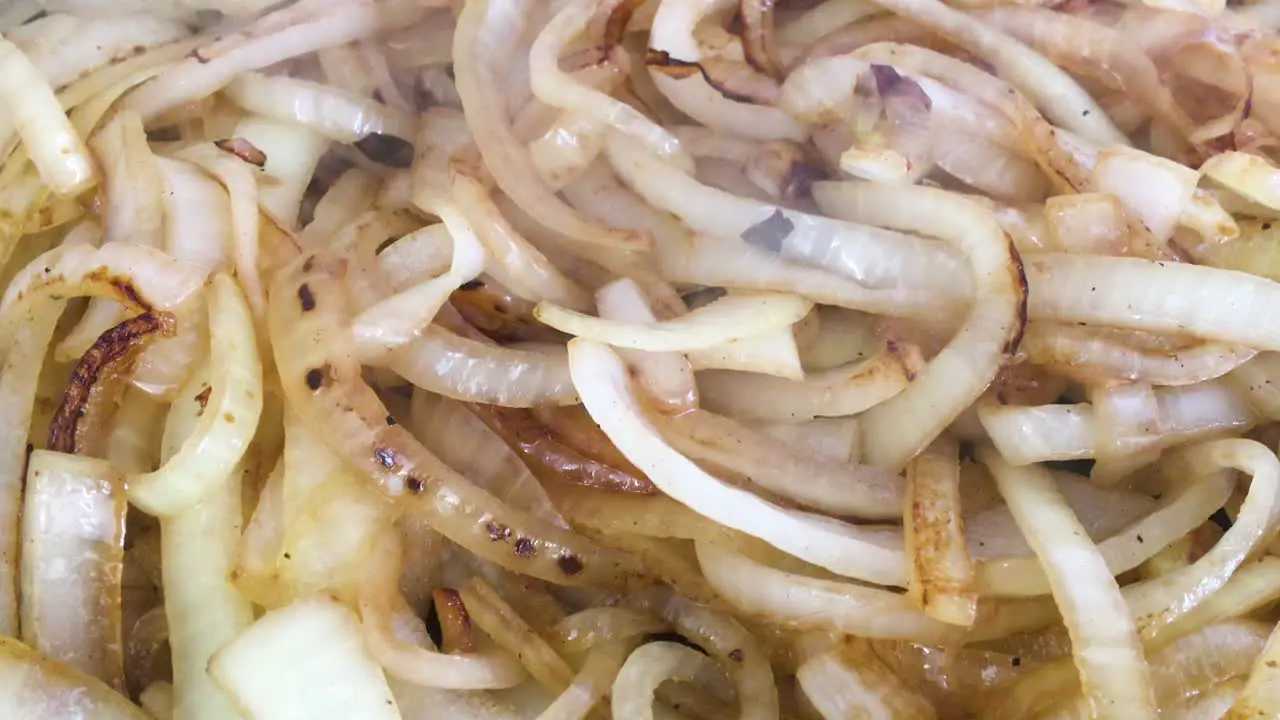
[611,642,710,720]
[127,275,263,517]
[224,71,417,145]
[537,290,810,352]
[814,181,1027,471]
[980,448,1158,719]
[796,637,938,720]
[0,637,149,719]
[905,437,976,626]
[570,338,909,585]
[1021,322,1256,386]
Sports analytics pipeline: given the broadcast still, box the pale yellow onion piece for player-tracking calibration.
[357,530,528,690]
[695,342,919,421]
[20,451,125,690]
[140,681,174,720]
[685,327,804,379]
[975,467,1233,597]
[570,339,909,585]
[1125,439,1280,640]
[1153,556,1280,651]
[123,0,415,123]
[156,156,233,276]
[453,0,647,250]
[1021,322,1256,386]
[1228,353,1280,420]
[980,449,1157,720]
[9,13,189,92]
[382,325,578,407]
[351,205,486,363]
[57,35,200,124]
[127,274,263,516]
[223,71,416,144]
[0,34,95,195]
[657,409,905,519]
[458,578,575,695]
[594,277,698,412]
[173,142,265,318]
[529,0,692,171]
[209,596,402,720]
[813,181,1026,471]
[648,0,806,141]
[90,110,163,248]
[374,223,452,289]
[155,360,254,720]
[979,381,1255,466]
[449,171,592,311]
[538,291,811,352]
[695,540,961,643]
[527,110,609,190]
[906,437,976,626]
[0,637,149,719]
[1202,151,1280,213]
[747,416,861,463]
[0,242,203,363]
[611,642,711,720]
[1092,146,1200,245]
[797,638,938,720]
[1041,192,1127,255]
[298,168,379,251]
[604,134,971,317]
[538,640,633,720]
[1025,253,1280,351]
[551,608,671,655]
[230,114,329,232]
[1227,622,1280,719]
[232,455,286,608]
[622,585,780,720]
[776,0,881,51]
[862,0,1123,145]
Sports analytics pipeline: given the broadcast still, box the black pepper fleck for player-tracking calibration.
[305,368,325,390]
[406,476,425,493]
[556,554,584,576]
[386,414,398,426]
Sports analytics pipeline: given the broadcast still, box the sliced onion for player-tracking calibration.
[1227,353,1280,421]
[1201,151,1280,214]
[796,637,938,720]
[0,35,96,195]
[980,449,1158,719]
[905,436,976,626]
[224,71,417,145]
[209,596,403,720]
[611,642,711,720]
[605,134,970,317]
[1230,621,1280,718]
[1022,321,1256,386]
[655,408,904,519]
[0,636,149,719]
[571,338,911,584]
[458,578,574,694]
[539,640,632,720]
[383,325,577,407]
[229,114,329,232]
[1025,253,1280,352]
[696,341,920,421]
[551,608,670,655]
[1092,146,1199,249]
[20,450,125,690]
[12,12,189,91]
[537,290,808,352]
[594,277,697,412]
[127,275,262,516]
[814,181,1027,470]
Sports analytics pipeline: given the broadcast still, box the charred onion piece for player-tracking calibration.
[432,588,475,653]
[451,283,570,344]
[353,132,416,169]
[465,404,658,495]
[646,50,781,105]
[605,0,649,46]
[213,137,267,168]
[48,312,176,455]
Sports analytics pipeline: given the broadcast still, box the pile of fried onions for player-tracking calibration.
[9,0,1280,718]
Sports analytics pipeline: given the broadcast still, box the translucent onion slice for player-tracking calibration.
[157,363,254,720]
[1022,321,1257,387]
[552,608,671,655]
[570,338,909,585]
[980,449,1158,719]
[540,640,632,720]
[1230,621,1280,718]
[20,451,125,690]
[605,134,970,317]
[383,326,577,407]
[1124,439,1280,641]
[1202,151,1280,213]
[813,181,1027,471]
[0,637,149,719]
[796,637,938,720]
[230,114,329,232]
[453,0,646,250]
[696,341,921,421]
[1092,146,1200,247]
[223,71,417,145]
[622,586,780,720]
[209,596,402,720]
[537,290,810,352]
[127,274,263,516]
[0,34,96,195]
[11,12,188,92]
[656,408,904,519]
[123,0,413,123]
[611,642,710,720]
[269,252,643,588]
[684,327,803,379]
[458,578,574,694]
[594,277,698,412]
[1025,253,1280,351]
